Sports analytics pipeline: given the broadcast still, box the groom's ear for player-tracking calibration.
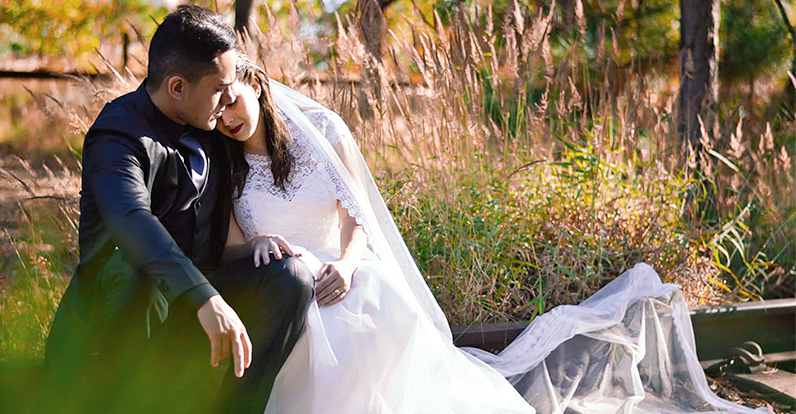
[166,75,189,101]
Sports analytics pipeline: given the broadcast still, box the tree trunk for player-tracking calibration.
[357,0,395,106]
[235,0,255,36]
[358,0,388,60]
[773,0,796,105]
[678,0,719,167]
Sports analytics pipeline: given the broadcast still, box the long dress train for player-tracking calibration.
[232,81,769,414]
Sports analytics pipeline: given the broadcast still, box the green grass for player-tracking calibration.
[2,198,76,360]
[1,6,794,360]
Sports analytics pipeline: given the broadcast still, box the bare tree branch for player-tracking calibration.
[773,0,795,40]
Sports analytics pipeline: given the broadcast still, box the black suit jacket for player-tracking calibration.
[46,81,232,363]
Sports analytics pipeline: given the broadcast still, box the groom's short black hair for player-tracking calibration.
[147,5,237,91]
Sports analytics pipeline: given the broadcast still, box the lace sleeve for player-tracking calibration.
[282,107,373,237]
[304,110,351,148]
[320,158,372,236]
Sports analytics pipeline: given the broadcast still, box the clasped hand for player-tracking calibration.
[315,260,355,307]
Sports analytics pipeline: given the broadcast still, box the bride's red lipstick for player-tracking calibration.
[230,124,243,134]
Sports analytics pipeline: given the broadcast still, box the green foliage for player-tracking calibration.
[0,0,160,64]
[430,0,680,64]
[1,200,77,360]
[266,0,328,17]
[382,132,695,323]
[721,0,792,83]
[573,0,680,64]
[1,0,794,361]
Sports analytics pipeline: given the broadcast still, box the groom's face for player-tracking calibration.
[177,50,237,131]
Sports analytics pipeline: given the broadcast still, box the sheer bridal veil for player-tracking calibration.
[267,79,769,414]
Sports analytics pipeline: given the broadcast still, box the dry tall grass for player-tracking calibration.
[245,4,794,323]
[2,4,794,360]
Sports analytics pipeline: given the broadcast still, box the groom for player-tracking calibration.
[44,6,313,414]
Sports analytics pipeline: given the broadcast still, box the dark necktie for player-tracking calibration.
[179,133,209,192]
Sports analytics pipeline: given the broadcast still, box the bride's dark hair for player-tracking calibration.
[227,57,294,197]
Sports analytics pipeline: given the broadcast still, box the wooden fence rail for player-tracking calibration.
[0,70,421,88]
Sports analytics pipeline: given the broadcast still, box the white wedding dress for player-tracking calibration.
[232,81,770,414]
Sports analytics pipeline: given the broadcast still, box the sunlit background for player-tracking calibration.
[0,0,793,375]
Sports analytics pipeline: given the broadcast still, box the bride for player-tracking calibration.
[217,57,768,414]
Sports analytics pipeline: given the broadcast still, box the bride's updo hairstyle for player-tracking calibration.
[227,56,295,197]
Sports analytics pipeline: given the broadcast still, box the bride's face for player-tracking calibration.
[217,80,261,142]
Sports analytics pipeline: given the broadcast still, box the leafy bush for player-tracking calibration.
[1,2,793,359]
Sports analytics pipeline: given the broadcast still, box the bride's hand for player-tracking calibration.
[249,234,297,267]
[315,261,355,307]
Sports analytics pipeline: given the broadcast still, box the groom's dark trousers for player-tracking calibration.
[42,81,313,414]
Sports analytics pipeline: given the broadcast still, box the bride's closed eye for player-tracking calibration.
[227,99,238,107]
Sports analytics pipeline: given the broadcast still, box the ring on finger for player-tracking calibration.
[334,288,342,296]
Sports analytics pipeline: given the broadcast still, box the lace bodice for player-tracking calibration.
[233,109,359,253]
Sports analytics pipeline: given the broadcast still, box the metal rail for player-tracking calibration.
[451,298,796,359]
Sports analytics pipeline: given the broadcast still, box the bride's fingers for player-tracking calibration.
[315,268,339,293]
[253,244,265,267]
[317,289,336,306]
[255,241,272,266]
[316,286,335,303]
[273,236,295,256]
[319,287,347,307]
[316,281,337,304]
[269,239,282,260]
[314,263,331,282]
[320,285,347,306]
[316,274,345,303]
[326,290,347,306]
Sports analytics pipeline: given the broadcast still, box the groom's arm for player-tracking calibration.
[84,133,217,308]
[84,132,253,377]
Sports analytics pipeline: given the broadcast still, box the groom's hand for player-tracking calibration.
[197,295,252,378]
